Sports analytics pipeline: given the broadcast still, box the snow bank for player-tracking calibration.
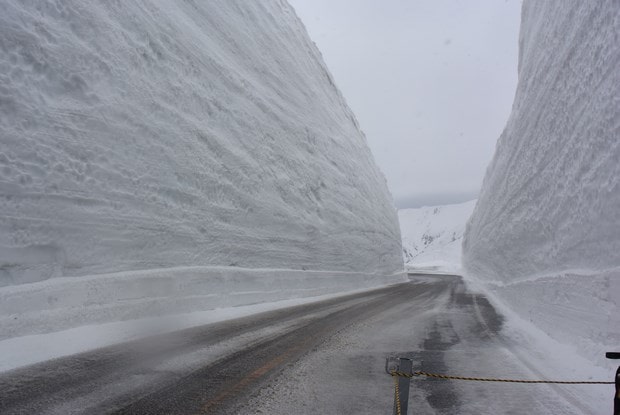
[398,200,475,273]
[0,284,386,373]
[0,0,403,338]
[463,1,619,367]
[0,266,402,340]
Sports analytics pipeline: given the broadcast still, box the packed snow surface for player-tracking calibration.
[0,0,403,339]
[398,200,475,273]
[463,1,619,367]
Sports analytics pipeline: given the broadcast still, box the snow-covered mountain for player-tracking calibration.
[463,1,619,366]
[398,200,475,273]
[0,0,403,339]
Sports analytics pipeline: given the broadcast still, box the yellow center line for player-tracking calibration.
[199,345,302,414]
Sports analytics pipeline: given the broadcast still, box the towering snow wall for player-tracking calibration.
[463,1,619,365]
[0,0,403,338]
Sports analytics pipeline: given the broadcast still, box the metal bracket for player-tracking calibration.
[385,356,401,375]
[387,357,413,415]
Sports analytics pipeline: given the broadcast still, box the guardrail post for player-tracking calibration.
[606,352,619,415]
[393,357,412,415]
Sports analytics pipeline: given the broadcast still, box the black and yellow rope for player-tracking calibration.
[390,371,614,384]
[393,375,402,415]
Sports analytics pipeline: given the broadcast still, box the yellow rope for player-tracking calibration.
[391,371,614,384]
[393,374,402,415]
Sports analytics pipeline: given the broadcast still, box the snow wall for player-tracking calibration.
[463,1,619,366]
[0,0,404,339]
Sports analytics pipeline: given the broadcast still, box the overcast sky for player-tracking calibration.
[289,0,522,208]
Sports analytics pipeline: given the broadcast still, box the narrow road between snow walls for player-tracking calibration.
[0,275,610,414]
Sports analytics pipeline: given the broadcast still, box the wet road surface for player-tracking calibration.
[0,274,599,414]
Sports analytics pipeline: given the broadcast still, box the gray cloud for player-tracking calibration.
[289,0,522,208]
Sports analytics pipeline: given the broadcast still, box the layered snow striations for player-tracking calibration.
[0,0,403,339]
[463,1,619,366]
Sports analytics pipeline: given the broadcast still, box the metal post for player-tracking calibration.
[393,357,412,415]
[606,352,620,415]
[614,365,619,415]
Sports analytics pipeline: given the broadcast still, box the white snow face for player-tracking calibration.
[462,1,619,365]
[0,1,404,337]
[0,0,402,286]
[398,200,476,274]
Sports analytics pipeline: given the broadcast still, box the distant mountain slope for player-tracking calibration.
[398,200,476,273]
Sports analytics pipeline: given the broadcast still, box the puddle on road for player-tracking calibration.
[393,284,505,413]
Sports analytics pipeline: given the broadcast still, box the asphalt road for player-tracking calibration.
[0,275,598,414]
